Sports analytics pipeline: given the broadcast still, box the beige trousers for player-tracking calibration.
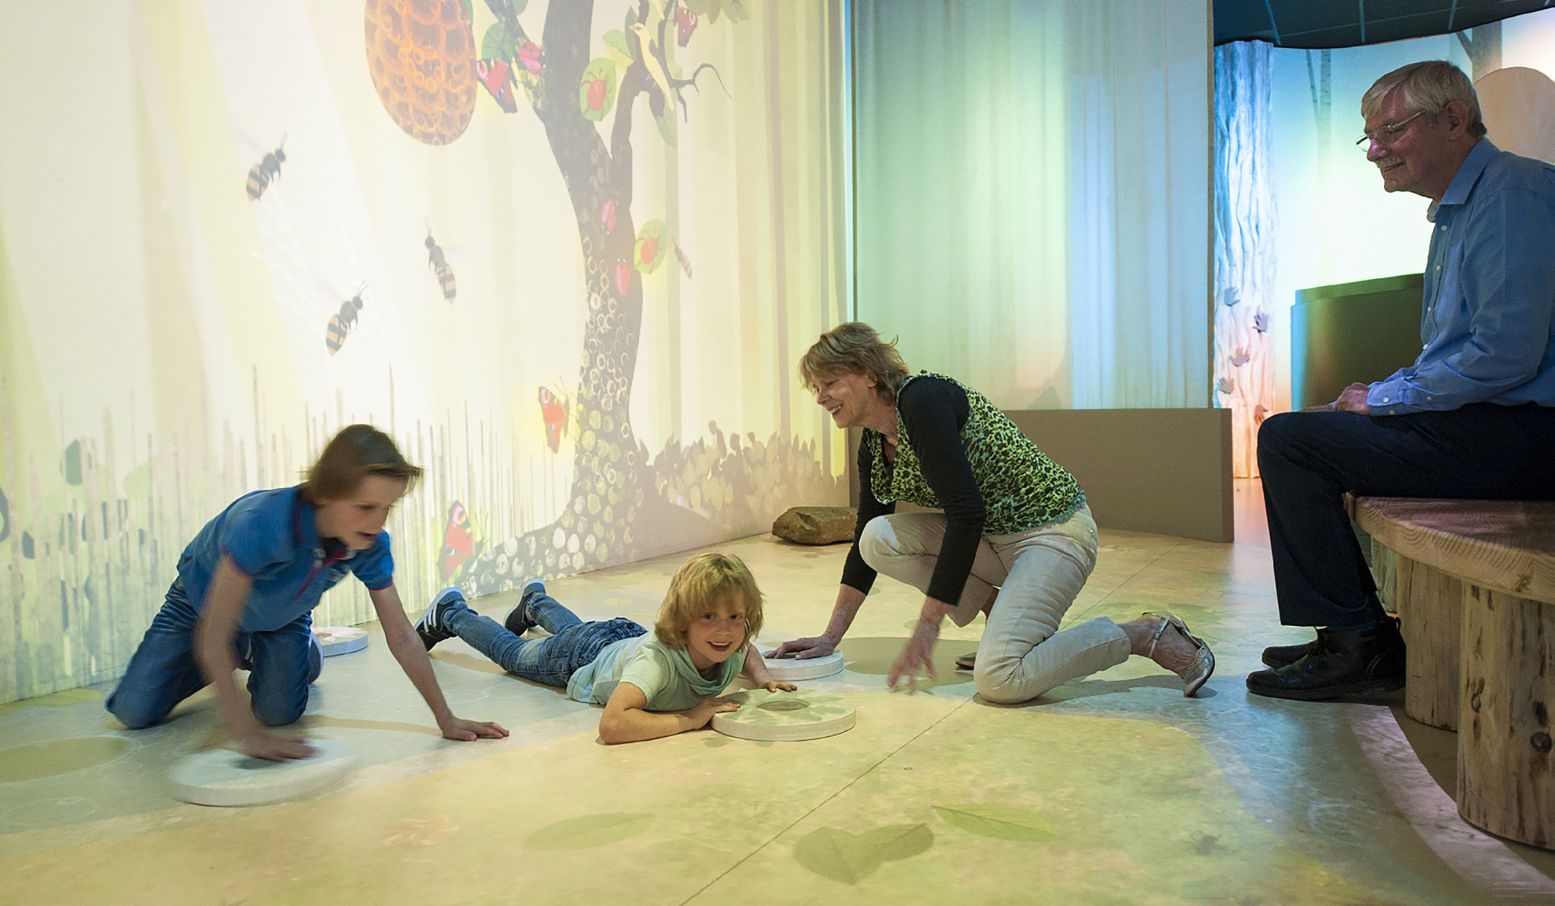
[858,504,1130,703]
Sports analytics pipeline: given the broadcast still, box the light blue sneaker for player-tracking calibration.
[416,587,466,651]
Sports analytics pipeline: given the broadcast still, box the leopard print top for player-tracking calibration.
[866,372,1083,534]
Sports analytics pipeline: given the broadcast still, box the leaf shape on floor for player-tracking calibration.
[793,823,934,884]
[526,812,653,849]
[932,804,1058,841]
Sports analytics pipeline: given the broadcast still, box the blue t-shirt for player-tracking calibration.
[174,486,394,632]
[566,635,746,710]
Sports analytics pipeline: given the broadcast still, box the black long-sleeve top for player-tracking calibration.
[839,376,987,603]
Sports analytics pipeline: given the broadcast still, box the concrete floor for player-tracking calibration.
[2,481,1553,905]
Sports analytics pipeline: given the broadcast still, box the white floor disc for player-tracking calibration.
[313,626,368,657]
[167,739,356,807]
[712,689,856,742]
[761,649,844,682]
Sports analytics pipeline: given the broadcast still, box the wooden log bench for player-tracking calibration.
[1349,497,1555,850]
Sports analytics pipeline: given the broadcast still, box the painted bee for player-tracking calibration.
[426,228,456,303]
[246,136,287,201]
[325,283,366,356]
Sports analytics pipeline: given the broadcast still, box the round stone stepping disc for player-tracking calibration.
[167,739,355,807]
[313,626,368,657]
[712,689,856,742]
[761,649,844,682]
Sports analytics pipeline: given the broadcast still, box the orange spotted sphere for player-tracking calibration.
[364,0,477,145]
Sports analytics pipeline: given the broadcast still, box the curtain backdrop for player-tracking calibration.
[851,0,1211,409]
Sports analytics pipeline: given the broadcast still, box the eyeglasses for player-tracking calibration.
[1355,110,1428,150]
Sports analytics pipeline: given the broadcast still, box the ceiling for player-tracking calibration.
[1214,0,1554,48]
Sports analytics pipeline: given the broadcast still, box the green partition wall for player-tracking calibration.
[1291,273,1425,409]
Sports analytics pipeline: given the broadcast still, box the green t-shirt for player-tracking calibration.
[566,636,746,711]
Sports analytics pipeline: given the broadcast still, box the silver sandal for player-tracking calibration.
[1142,611,1214,697]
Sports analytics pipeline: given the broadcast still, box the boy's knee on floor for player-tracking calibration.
[106,702,165,730]
[252,700,306,727]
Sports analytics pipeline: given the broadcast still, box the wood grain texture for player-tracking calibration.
[1351,498,1555,604]
[1395,557,1464,731]
[1457,587,1555,849]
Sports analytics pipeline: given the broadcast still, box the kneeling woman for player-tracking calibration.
[772,323,1214,701]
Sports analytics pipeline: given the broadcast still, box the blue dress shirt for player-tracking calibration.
[1368,139,1555,415]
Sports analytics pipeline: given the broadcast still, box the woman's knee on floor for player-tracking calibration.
[973,655,1045,705]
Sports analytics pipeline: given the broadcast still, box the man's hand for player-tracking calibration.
[1332,382,1372,415]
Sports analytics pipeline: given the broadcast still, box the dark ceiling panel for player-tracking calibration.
[1214,0,1554,48]
[1213,0,1274,41]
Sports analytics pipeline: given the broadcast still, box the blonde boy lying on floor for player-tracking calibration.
[416,552,796,743]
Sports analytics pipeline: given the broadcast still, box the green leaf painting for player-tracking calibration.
[686,0,721,25]
[579,57,618,121]
[794,824,934,885]
[602,29,633,70]
[634,220,669,273]
[655,107,678,148]
[931,804,1059,842]
[482,23,515,63]
[526,812,654,850]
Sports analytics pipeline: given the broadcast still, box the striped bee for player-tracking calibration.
[325,284,366,356]
[426,228,456,304]
[246,137,287,201]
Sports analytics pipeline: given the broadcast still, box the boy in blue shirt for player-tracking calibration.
[416,552,794,743]
[107,425,507,760]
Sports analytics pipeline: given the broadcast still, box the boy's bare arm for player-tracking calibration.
[369,584,508,742]
[195,556,314,761]
[598,682,738,744]
[741,644,796,693]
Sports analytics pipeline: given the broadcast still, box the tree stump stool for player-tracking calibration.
[1351,497,1555,850]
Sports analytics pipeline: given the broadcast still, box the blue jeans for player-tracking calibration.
[445,588,645,687]
[106,579,323,729]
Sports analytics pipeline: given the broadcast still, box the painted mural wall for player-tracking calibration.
[0,0,848,704]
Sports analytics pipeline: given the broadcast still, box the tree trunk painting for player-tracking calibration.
[1213,42,1275,479]
[366,0,839,593]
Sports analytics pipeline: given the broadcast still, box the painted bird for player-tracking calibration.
[627,22,674,111]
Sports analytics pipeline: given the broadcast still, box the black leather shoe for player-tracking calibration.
[1246,621,1404,701]
[1261,638,1317,668]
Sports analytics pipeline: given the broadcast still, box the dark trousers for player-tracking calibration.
[1256,403,1555,628]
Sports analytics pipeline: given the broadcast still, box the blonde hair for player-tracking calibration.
[302,424,422,502]
[1361,60,1486,138]
[798,322,910,403]
[654,552,765,647]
